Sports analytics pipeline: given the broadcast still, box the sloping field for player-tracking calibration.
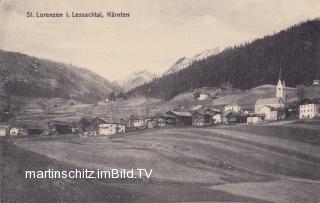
[14,126,320,202]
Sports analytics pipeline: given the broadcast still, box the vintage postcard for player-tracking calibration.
[0,0,320,202]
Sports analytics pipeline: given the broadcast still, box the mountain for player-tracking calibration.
[113,69,156,92]
[127,19,320,100]
[0,50,115,103]
[164,48,220,75]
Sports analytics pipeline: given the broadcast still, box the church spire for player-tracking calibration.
[276,58,285,101]
[279,56,284,82]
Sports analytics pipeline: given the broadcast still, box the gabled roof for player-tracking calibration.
[48,120,73,126]
[201,107,221,113]
[129,115,144,120]
[225,103,239,107]
[0,125,11,130]
[167,110,192,117]
[258,105,285,111]
[256,97,284,105]
[94,116,125,124]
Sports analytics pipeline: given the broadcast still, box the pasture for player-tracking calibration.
[3,124,320,202]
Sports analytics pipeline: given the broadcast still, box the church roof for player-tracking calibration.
[256,97,284,105]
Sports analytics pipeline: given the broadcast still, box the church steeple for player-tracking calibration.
[276,65,285,101]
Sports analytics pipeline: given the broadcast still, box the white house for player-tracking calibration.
[299,103,319,119]
[256,105,285,121]
[247,115,263,124]
[128,115,145,128]
[0,125,10,137]
[194,92,210,101]
[212,113,222,124]
[117,124,126,133]
[10,127,21,136]
[99,122,126,136]
[255,98,285,114]
[313,80,320,85]
[224,104,241,112]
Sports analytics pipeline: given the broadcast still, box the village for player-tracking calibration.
[0,70,319,139]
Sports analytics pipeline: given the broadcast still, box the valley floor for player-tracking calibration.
[2,124,320,202]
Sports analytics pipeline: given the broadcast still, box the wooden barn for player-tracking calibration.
[47,120,73,135]
[166,110,192,126]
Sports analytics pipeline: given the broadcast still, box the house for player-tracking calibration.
[146,118,157,129]
[257,105,285,121]
[224,112,248,125]
[77,117,94,132]
[247,114,264,124]
[313,79,320,85]
[192,107,222,126]
[212,113,222,124]
[201,107,222,124]
[166,110,192,126]
[99,120,126,136]
[47,120,73,135]
[83,117,126,136]
[26,127,43,136]
[9,127,22,136]
[299,103,319,119]
[0,125,10,137]
[83,117,110,136]
[255,97,285,114]
[153,114,175,127]
[128,115,145,129]
[224,104,241,112]
[194,92,210,101]
[192,112,212,127]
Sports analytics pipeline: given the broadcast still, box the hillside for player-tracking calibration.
[0,50,115,103]
[127,19,320,100]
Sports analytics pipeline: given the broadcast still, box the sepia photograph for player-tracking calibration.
[0,0,320,202]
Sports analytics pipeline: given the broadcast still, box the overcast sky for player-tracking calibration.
[0,0,319,81]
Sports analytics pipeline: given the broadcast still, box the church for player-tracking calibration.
[255,68,286,121]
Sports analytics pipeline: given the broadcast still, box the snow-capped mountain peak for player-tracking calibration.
[164,47,220,75]
[113,69,156,91]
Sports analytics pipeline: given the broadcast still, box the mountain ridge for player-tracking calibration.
[0,50,116,103]
[127,19,320,100]
[164,48,220,75]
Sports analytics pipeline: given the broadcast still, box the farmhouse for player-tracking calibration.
[313,79,320,85]
[146,118,157,128]
[223,112,248,125]
[154,114,176,127]
[166,110,192,126]
[46,120,73,135]
[9,127,23,136]
[247,114,264,124]
[0,125,10,136]
[128,115,145,129]
[98,120,126,136]
[82,117,126,136]
[25,126,43,136]
[224,104,241,112]
[299,102,319,119]
[194,92,210,101]
[212,113,222,124]
[192,112,212,127]
[191,107,222,126]
[77,117,94,132]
